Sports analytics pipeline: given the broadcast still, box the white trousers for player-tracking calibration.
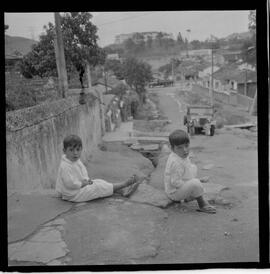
[69,179,114,202]
[168,178,204,201]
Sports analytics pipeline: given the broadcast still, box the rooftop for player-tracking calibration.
[213,64,257,83]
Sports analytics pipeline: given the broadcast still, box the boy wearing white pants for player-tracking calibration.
[164,129,216,214]
[56,135,139,202]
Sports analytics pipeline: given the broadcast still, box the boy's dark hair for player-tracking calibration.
[169,129,190,148]
[63,135,82,150]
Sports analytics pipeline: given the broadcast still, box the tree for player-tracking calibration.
[124,38,136,54]
[190,40,201,50]
[104,59,124,80]
[163,38,175,50]
[19,12,105,82]
[20,23,60,78]
[61,12,105,69]
[156,32,164,47]
[110,82,128,97]
[242,11,256,68]
[248,10,256,34]
[177,32,184,44]
[123,57,152,103]
[146,35,153,49]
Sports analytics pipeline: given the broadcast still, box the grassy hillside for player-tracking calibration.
[5,35,37,56]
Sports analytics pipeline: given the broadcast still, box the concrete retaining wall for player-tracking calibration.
[6,94,102,194]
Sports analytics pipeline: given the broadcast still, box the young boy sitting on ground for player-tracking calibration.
[164,129,216,214]
[56,134,140,202]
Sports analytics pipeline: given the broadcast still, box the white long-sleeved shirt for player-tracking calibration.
[164,152,197,195]
[55,154,90,199]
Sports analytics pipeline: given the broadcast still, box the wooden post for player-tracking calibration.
[86,62,92,93]
[104,67,108,93]
[249,88,257,115]
[171,59,174,82]
[244,69,247,96]
[209,47,214,107]
[54,12,68,98]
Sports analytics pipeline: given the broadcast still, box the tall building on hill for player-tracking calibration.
[114,31,174,44]
[114,33,135,44]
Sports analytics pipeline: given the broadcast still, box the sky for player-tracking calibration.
[4,11,251,47]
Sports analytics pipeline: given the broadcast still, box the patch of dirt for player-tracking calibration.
[133,119,170,132]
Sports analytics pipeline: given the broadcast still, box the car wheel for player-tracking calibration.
[183,115,187,125]
[210,125,215,136]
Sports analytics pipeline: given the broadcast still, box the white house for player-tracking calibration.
[198,66,220,88]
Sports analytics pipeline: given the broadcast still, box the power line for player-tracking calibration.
[98,12,154,27]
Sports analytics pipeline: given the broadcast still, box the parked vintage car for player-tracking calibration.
[148,79,174,88]
[183,105,216,136]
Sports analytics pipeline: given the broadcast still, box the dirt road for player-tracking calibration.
[144,83,258,263]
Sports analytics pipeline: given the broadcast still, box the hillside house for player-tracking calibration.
[5,54,23,71]
[114,31,173,44]
[198,65,220,88]
[107,53,121,61]
[212,65,257,98]
[94,75,124,93]
[217,49,243,64]
[175,61,210,81]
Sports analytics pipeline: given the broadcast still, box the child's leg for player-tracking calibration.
[169,179,215,212]
[170,178,204,202]
[196,196,216,213]
[113,175,137,193]
[196,195,209,208]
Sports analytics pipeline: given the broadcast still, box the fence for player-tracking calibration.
[193,84,254,110]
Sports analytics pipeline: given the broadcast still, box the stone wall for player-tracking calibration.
[6,94,102,194]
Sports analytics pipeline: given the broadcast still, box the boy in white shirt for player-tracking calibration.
[164,129,216,214]
[56,135,139,202]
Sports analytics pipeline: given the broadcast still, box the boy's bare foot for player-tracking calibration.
[196,204,216,214]
[121,175,143,197]
[124,174,138,187]
[200,176,210,183]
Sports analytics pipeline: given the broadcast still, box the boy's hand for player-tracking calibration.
[81,179,93,187]
[200,176,210,183]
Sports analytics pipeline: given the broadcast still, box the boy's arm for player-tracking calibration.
[170,162,185,188]
[60,167,82,190]
[78,160,93,187]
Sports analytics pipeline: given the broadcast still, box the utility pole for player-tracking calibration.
[54,12,68,98]
[171,59,174,82]
[210,45,214,107]
[86,62,92,92]
[186,29,191,58]
[249,88,257,115]
[104,69,108,93]
[244,68,248,96]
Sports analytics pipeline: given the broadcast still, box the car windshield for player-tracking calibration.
[189,108,213,116]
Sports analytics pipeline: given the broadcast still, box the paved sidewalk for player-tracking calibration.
[102,121,134,142]
[102,121,169,144]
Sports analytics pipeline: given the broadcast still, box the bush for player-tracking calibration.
[110,83,128,97]
[5,72,60,111]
